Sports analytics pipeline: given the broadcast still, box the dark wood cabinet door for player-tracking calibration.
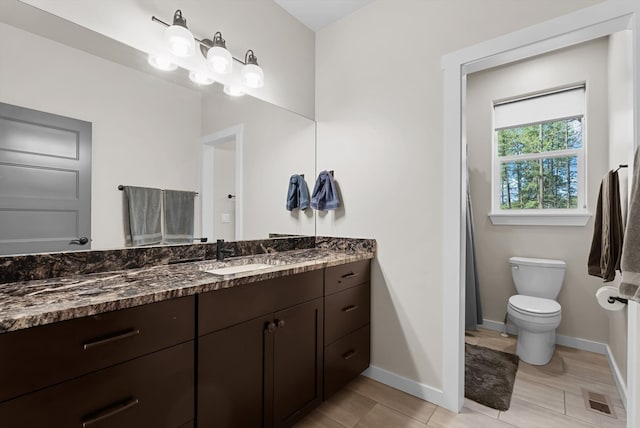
[272,298,323,428]
[198,314,273,428]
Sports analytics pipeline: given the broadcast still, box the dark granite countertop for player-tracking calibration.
[0,248,374,334]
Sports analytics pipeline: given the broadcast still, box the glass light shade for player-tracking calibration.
[165,25,195,57]
[223,85,245,97]
[207,46,233,74]
[241,63,264,88]
[147,54,177,71]
[189,71,215,86]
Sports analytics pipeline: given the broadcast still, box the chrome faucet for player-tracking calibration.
[216,239,235,261]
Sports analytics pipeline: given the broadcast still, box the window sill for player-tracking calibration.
[488,212,592,226]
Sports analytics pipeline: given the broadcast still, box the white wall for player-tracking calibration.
[202,90,316,240]
[607,30,634,389]
[316,0,602,396]
[467,38,610,343]
[0,23,202,250]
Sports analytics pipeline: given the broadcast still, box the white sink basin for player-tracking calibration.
[205,263,274,276]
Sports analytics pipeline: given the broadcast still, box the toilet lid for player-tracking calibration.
[508,295,561,315]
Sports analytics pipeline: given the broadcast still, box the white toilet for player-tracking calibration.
[507,256,566,365]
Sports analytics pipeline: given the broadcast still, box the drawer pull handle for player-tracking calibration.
[82,397,139,427]
[82,328,140,351]
[342,304,360,313]
[342,350,357,360]
[340,272,358,280]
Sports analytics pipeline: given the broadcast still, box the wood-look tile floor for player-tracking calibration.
[295,328,626,428]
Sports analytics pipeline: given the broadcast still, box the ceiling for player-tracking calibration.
[272,0,375,31]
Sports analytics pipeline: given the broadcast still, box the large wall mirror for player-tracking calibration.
[0,1,316,255]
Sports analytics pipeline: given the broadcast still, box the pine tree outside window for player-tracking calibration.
[489,86,591,226]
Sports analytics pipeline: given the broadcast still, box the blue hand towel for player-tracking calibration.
[286,174,310,211]
[311,170,340,211]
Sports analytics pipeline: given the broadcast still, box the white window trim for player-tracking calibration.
[490,91,591,226]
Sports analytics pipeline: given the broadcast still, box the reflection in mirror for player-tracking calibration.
[0,3,316,255]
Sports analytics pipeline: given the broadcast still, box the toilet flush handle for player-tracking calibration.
[512,265,519,270]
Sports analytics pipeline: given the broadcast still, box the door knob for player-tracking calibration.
[70,237,89,245]
[265,322,277,333]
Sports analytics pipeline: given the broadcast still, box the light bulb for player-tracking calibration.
[207,46,233,74]
[189,71,215,86]
[165,24,195,57]
[241,63,264,88]
[147,54,177,71]
[223,85,245,97]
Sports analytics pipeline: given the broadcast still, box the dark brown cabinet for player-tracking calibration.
[198,271,324,428]
[323,260,371,399]
[0,297,195,428]
[0,260,371,428]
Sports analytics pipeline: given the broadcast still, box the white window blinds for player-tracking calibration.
[494,87,585,130]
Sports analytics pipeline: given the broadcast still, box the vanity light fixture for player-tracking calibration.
[164,10,196,57]
[189,71,216,86]
[223,85,245,97]
[241,50,264,88]
[147,54,177,71]
[151,10,265,90]
[202,32,233,74]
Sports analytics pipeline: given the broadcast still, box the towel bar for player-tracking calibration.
[118,185,199,196]
[615,164,628,172]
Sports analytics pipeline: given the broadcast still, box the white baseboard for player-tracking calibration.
[605,345,628,410]
[479,319,606,354]
[362,365,446,408]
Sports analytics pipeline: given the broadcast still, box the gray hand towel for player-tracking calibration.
[311,170,340,211]
[163,190,195,244]
[122,186,162,246]
[621,148,640,296]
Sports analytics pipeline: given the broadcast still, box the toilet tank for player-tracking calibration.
[509,257,566,300]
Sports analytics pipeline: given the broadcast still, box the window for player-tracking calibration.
[489,87,591,226]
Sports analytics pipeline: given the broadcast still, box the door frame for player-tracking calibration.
[441,0,640,417]
[201,124,244,242]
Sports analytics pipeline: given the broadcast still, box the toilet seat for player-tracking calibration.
[508,295,561,317]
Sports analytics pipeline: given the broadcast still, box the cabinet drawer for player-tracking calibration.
[324,260,370,295]
[324,324,370,399]
[0,296,194,403]
[0,341,194,428]
[325,283,370,345]
[199,270,323,335]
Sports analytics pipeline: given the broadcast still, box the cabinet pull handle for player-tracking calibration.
[265,322,277,333]
[276,319,286,328]
[81,397,139,427]
[342,304,359,313]
[82,329,140,351]
[340,272,358,280]
[342,350,357,360]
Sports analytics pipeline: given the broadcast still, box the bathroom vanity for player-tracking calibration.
[0,238,374,428]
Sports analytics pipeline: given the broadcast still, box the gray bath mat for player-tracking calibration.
[465,343,519,411]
